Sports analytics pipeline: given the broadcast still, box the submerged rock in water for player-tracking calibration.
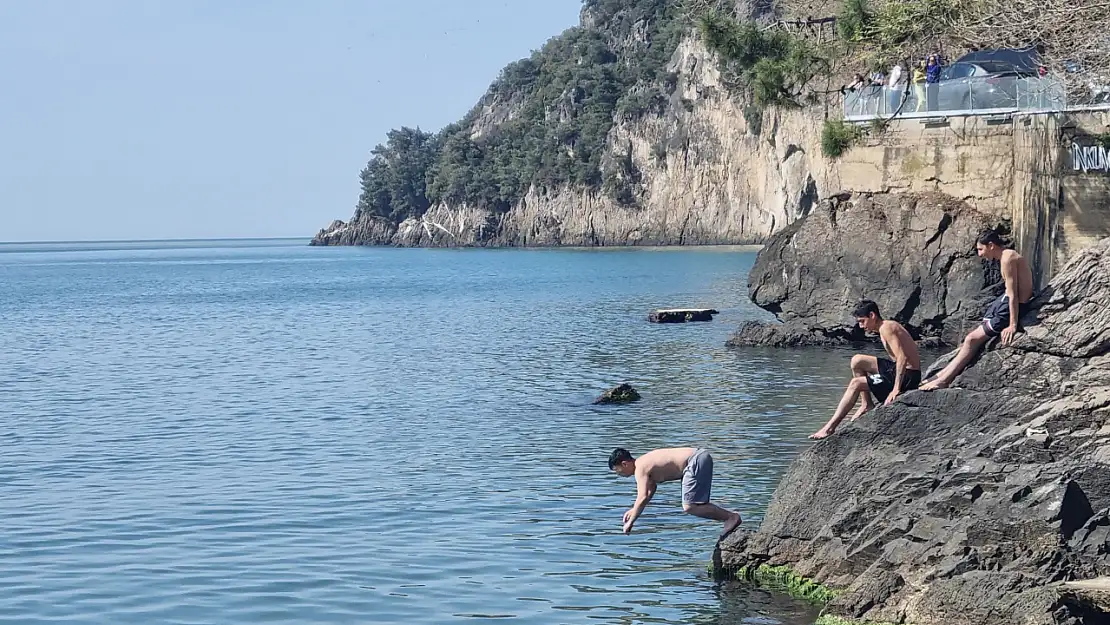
[727,192,1002,348]
[649,308,719,323]
[594,383,641,405]
[720,237,1110,625]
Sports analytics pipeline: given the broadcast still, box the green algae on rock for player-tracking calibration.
[738,564,840,605]
[814,616,900,625]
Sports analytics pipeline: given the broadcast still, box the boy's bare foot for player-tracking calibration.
[809,427,833,440]
[720,512,743,538]
[918,378,949,391]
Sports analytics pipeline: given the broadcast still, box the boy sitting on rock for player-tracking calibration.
[919,230,1034,390]
[810,299,921,439]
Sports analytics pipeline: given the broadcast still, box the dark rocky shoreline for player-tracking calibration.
[717,231,1110,624]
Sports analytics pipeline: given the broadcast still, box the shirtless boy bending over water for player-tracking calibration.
[609,447,742,537]
[810,299,921,440]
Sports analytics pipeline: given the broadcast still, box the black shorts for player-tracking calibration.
[981,294,1031,338]
[866,358,921,403]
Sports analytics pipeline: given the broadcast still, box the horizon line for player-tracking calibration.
[0,235,311,245]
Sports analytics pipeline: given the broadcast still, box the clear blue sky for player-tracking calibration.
[0,0,583,242]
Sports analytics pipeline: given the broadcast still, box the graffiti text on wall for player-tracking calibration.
[1072,142,1110,173]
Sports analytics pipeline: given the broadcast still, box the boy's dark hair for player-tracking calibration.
[976,229,1005,247]
[852,299,881,319]
[608,448,634,469]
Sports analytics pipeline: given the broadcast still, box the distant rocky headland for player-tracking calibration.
[312,0,1109,278]
[312,0,833,248]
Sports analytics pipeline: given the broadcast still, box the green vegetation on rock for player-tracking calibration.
[352,0,688,223]
[834,0,969,68]
[815,616,901,625]
[864,0,962,51]
[821,119,862,158]
[354,127,438,223]
[732,564,840,605]
[742,105,763,135]
[697,13,827,109]
[836,0,871,43]
[347,0,956,229]
[593,383,642,404]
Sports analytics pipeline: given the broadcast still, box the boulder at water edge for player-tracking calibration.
[727,192,1003,348]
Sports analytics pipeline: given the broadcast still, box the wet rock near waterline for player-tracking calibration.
[310,217,397,246]
[593,383,641,405]
[726,321,855,347]
[711,528,755,576]
[727,192,1004,349]
[648,308,719,323]
[726,323,958,350]
[720,237,1110,625]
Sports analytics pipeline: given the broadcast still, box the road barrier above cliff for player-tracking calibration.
[844,76,1110,122]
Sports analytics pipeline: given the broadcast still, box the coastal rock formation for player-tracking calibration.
[312,218,398,247]
[312,34,836,248]
[312,0,1110,285]
[718,237,1110,625]
[726,192,1004,348]
[594,383,642,405]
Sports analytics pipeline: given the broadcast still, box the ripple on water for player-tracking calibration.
[0,243,859,624]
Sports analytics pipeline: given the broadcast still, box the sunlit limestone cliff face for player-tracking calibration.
[312,1,835,247]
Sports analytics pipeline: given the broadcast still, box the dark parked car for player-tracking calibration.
[932,47,1044,111]
[935,60,1037,110]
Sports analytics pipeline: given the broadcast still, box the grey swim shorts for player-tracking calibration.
[681,448,713,505]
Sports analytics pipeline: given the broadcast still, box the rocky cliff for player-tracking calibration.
[718,237,1110,625]
[726,191,1006,347]
[313,3,839,248]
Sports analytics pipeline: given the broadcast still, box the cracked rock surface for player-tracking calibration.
[719,237,1110,625]
[727,192,1005,348]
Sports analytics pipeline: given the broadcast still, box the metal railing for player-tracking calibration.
[843,76,1073,121]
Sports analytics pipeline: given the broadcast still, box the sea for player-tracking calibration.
[0,239,856,624]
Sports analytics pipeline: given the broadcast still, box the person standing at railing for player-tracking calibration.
[843,74,866,116]
[912,61,927,112]
[888,62,905,114]
[925,54,942,111]
[888,61,904,114]
[869,69,886,115]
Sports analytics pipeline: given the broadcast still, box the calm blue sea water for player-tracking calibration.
[1,240,850,625]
